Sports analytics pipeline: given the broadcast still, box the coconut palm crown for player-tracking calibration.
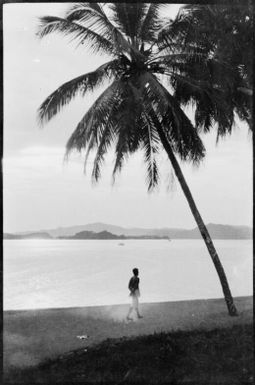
[37,3,240,316]
[37,2,241,189]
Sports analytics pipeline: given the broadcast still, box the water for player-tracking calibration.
[4,239,252,310]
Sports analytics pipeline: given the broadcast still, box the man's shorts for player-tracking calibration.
[132,294,139,309]
[130,289,140,309]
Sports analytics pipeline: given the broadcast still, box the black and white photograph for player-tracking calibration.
[3,1,253,384]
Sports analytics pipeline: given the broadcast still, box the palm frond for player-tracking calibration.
[140,113,160,191]
[157,7,214,58]
[110,3,148,43]
[37,16,114,55]
[167,62,236,135]
[66,3,125,52]
[140,4,163,44]
[66,3,106,22]
[170,73,213,103]
[65,80,122,157]
[155,51,208,69]
[157,47,239,136]
[66,3,145,60]
[139,73,205,163]
[38,60,120,125]
[111,106,137,182]
[233,90,252,127]
[66,3,113,41]
[162,5,216,51]
[91,123,116,183]
[194,90,234,137]
[111,83,144,182]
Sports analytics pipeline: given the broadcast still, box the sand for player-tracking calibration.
[4,296,252,371]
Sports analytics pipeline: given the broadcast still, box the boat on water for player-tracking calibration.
[118,242,125,246]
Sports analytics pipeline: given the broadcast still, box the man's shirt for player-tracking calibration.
[128,276,139,291]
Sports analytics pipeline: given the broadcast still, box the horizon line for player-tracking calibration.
[4,221,253,235]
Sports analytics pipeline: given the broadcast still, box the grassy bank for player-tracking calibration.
[5,323,253,385]
[4,296,252,370]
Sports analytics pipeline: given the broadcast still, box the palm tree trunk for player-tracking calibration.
[156,125,238,316]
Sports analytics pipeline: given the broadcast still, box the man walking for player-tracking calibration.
[126,268,143,321]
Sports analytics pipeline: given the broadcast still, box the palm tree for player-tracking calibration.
[162,3,253,134]
[36,3,243,316]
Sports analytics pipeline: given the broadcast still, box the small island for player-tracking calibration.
[58,230,169,240]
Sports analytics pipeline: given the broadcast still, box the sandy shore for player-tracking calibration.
[4,296,252,371]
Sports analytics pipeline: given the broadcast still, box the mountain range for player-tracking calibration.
[4,222,252,239]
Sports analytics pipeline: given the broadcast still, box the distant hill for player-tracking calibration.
[182,223,253,240]
[42,223,132,237]
[4,223,252,240]
[58,230,169,240]
[3,232,52,240]
[59,230,122,240]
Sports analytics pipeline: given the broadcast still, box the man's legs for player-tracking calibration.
[135,297,143,318]
[136,309,143,318]
[126,295,143,320]
[126,305,133,320]
[133,295,143,319]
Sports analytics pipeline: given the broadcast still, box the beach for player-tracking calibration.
[4,296,252,373]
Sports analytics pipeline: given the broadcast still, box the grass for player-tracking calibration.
[5,323,253,385]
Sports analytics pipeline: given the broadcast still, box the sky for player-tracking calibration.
[3,3,253,233]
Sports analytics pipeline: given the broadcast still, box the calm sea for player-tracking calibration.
[4,239,252,310]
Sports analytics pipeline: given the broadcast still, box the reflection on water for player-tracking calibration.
[4,239,253,310]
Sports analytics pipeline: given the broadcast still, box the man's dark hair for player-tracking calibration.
[133,268,139,276]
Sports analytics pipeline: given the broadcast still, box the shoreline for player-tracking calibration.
[4,296,253,371]
[3,294,252,313]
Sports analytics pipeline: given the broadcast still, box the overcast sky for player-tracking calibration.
[3,3,253,233]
